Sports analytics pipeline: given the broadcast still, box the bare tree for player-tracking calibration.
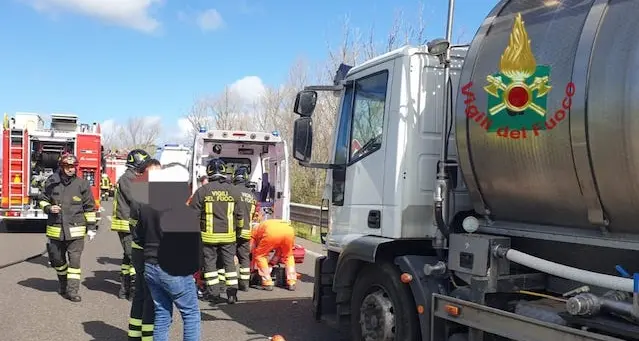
[121,117,162,152]
[210,86,241,130]
[183,97,215,142]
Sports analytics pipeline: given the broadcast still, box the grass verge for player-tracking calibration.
[292,222,321,244]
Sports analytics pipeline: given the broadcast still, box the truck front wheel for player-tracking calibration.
[350,262,420,341]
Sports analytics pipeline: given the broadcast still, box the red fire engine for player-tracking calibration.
[102,151,128,197]
[1,112,102,224]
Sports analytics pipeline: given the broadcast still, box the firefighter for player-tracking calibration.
[100,174,111,200]
[251,219,297,291]
[231,166,256,291]
[128,158,161,341]
[39,153,97,302]
[188,158,244,304]
[112,148,152,300]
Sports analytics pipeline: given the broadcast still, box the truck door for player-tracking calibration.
[269,141,291,221]
[327,61,394,247]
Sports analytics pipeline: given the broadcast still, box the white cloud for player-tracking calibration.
[23,0,162,33]
[196,9,224,31]
[229,76,266,104]
[177,8,224,32]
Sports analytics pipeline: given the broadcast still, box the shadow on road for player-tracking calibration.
[17,277,59,293]
[82,320,127,341]
[26,254,51,268]
[83,270,122,297]
[215,297,340,341]
[0,220,46,233]
[96,256,121,266]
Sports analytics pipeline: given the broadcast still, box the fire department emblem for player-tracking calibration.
[484,13,551,132]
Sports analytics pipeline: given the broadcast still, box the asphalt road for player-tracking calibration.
[0,202,340,341]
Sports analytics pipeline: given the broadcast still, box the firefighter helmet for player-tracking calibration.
[233,166,249,184]
[58,153,79,167]
[206,158,226,180]
[126,149,151,172]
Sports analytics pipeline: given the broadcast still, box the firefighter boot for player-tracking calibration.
[118,274,130,299]
[206,285,226,305]
[57,275,67,296]
[227,288,238,304]
[238,280,249,292]
[65,280,81,302]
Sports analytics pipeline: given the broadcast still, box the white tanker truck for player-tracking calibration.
[291,1,639,340]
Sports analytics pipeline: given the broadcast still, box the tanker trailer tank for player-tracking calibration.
[454,0,639,274]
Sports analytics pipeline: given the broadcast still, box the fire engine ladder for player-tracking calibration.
[8,128,25,210]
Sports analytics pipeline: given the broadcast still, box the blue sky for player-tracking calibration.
[0,0,496,141]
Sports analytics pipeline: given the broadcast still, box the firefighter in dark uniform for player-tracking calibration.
[39,153,97,302]
[128,158,161,341]
[188,158,244,304]
[232,166,256,291]
[112,149,151,300]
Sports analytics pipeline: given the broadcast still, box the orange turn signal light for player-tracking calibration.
[444,304,460,317]
[400,273,413,283]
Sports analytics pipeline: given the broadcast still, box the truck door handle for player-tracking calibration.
[368,210,381,229]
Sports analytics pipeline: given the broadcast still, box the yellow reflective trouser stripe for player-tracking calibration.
[218,268,225,281]
[55,263,68,276]
[122,264,131,274]
[111,218,130,232]
[129,266,136,276]
[46,226,62,239]
[69,226,87,238]
[129,218,138,227]
[239,267,251,280]
[204,271,219,285]
[39,201,50,210]
[84,212,96,224]
[131,241,143,249]
[128,318,142,337]
[225,271,238,285]
[67,267,81,280]
[142,324,154,332]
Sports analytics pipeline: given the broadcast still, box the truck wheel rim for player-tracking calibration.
[359,287,395,340]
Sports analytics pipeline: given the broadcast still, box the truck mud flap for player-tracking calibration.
[431,294,626,341]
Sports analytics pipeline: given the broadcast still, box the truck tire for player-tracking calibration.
[350,262,420,341]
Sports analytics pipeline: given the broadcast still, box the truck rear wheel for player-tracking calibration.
[350,262,420,341]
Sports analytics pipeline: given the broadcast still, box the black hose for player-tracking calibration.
[0,249,47,270]
[434,201,450,239]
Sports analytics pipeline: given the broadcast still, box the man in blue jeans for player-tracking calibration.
[132,167,201,341]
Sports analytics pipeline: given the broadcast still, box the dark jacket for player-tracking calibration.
[111,168,137,233]
[134,202,201,276]
[233,182,257,240]
[39,171,96,241]
[188,177,244,244]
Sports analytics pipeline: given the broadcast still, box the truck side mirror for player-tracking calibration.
[293,90,318,117]
[293,117,313,163]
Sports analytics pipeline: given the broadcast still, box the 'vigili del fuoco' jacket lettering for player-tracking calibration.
[111,168,137,233]
[39,172,97,241]
[235,185,257,240]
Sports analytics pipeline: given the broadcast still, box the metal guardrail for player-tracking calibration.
[290,203,328,226]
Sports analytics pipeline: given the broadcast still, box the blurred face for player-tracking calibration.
[62,164,76,176]
[144,164,162,175]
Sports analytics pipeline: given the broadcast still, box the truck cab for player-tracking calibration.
[189,129,291,220]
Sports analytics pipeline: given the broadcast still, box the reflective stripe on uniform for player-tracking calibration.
[122,264,131,275]
[129,218,138,227]
[69,226,86,238]
[217,268,226,281]
[39,201,51,210]
[67,267,81,280]
[141,324,154,341]
[131,241,143,250]
[201,202,236,244]
[225,271,238,286]
[55,263,68,276]
[111,186,130,232]
[111,218,130,232]
[84,211,96,224]
[204,271,219,286]
[46,226,62,239]
[128,318,142,338]
[129,266,136,276]
[239,267,251,280]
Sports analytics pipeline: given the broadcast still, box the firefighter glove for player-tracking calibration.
[87,230,96,241]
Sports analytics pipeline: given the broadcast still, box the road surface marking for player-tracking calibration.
[305,249,324,258]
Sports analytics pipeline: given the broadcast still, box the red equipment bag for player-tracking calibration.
[292,244,305,264]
